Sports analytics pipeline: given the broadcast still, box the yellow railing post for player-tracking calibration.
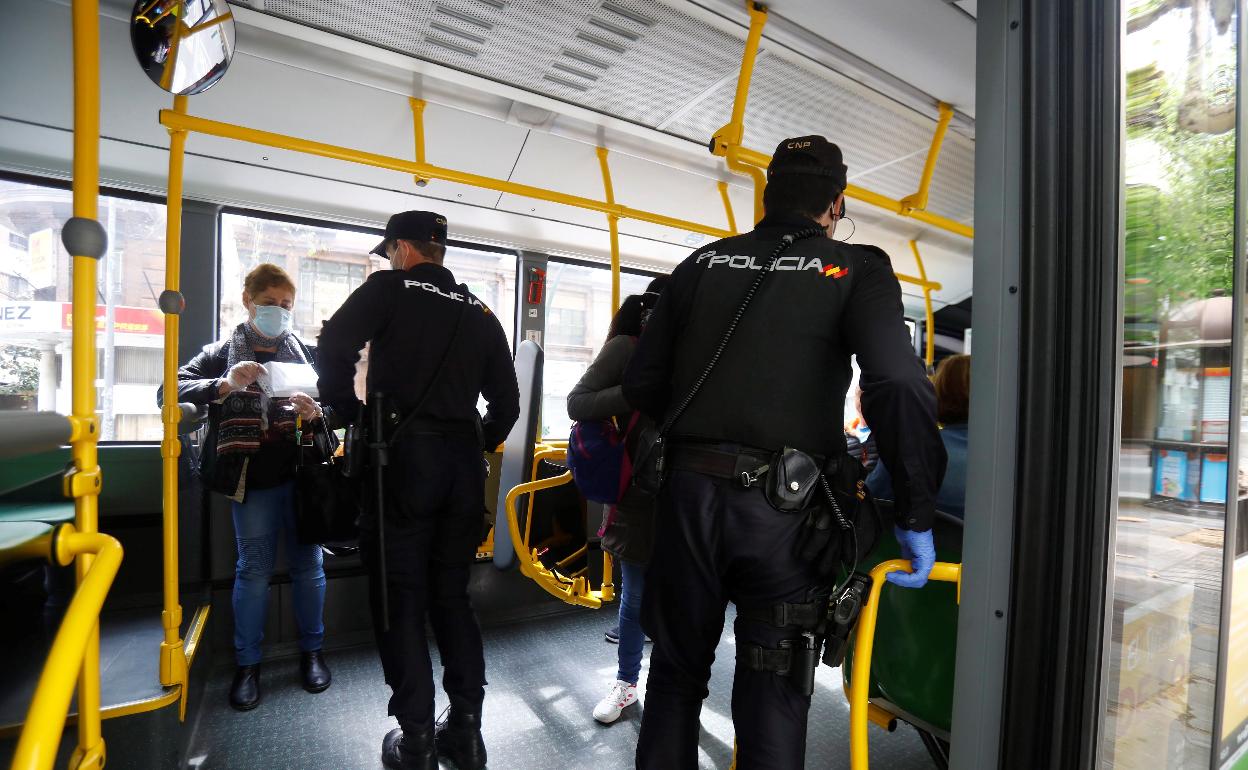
[158,111,733,239]
[909,240,937,367]
[409,97,431,187]
[717,180,738,235]
[12,526,124,770]
[900,103,955,214]
[596,147,621,312]
[709,1,769,224]
[158,95,191,718]
[64,0,107,766]
[848,559,961,770]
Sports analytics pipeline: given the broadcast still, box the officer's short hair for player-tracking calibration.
[394,238,446,265]
[762,157,844,220]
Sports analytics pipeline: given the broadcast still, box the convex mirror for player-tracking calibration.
[130,0,236,95]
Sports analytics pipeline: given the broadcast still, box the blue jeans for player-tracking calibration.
[231,482,326,666]
[617,560,646,685]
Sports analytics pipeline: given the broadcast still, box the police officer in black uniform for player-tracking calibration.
[623,137,947,769]
[317,211,519,770]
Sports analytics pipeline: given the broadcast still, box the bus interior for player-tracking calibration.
[2,0,1246,769]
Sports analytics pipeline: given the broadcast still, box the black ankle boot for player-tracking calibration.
[228,665,260,711]
[435,706,487,770]
[300,650,331,693]
[381,725,437,770]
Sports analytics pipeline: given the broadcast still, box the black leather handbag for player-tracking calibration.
[293,419,361,545]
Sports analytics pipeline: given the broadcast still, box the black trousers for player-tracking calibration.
[636,468,821,770]
[359,433,487,733]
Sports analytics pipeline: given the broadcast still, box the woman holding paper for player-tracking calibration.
[173,263,331,711]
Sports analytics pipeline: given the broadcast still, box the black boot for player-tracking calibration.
[228,665,260,711]
[435,705,487,770]
[381,725,437,770]
[300,650,331,693]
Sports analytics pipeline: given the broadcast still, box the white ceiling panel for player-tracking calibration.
[756,0,976,116]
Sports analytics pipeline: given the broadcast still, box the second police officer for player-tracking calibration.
[623,137,947,769]
[317,211,519,770]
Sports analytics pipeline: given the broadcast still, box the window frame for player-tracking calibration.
[0,170,172,446]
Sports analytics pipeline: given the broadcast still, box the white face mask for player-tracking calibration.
[252,304,293,338]
[388,243,404,271]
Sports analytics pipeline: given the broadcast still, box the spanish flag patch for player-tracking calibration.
[823,264,848,279]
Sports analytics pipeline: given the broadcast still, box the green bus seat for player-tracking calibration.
[0,520,53,567]
[843,507,962,738]
[0,502,75,525]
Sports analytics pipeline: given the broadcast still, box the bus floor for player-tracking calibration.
[183,606,935,769]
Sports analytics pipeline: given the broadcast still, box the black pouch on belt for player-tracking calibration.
[764,447,822,512]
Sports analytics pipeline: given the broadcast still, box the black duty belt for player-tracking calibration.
[665,443,773,486]
[666,443,827,488]
[383,413,478,439]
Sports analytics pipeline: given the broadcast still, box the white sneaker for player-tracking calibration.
[592,679,638,724]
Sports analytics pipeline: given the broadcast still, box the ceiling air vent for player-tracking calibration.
[575,31,626,55]
[599,1,655,28]
[430,21,487,45]
[543,74,590,92]
[424,35,480,57]
[586,16,640,41]
[561,49,609,70]
[434,4,494,30]
[551,62,600,81]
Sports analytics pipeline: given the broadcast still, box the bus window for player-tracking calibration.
[0,177,168,441]
[541,260,654,439]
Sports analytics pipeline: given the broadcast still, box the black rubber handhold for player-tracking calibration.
[61,217,108,259]
[158,289,185,315]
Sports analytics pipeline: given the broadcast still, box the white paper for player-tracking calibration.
[266,361,320,398]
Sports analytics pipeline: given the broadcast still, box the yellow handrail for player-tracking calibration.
[65,0,107,766]
[596,147,622,312]
[11,526,124,770]
[910,240,936,366]
[158,94,191,718]
[900,103,955,214]
[408,97,431,187]
[158,110,735,240]
[503,472,610,608]
[156,111,962,281]
[710,2,769,225]
[717,181,738,235]
[848,559,962,770]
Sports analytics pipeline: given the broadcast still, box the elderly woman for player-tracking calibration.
[175,263,331,710]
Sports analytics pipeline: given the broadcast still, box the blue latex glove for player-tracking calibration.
[886,526,936,588]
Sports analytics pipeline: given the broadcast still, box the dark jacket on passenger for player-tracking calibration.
[567,335,655,565]
[171,336,325,494]
[622,213,946,530]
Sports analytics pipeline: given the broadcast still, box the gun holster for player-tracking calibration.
[821,572,872,668]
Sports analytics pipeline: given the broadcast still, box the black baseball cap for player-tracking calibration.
[370,210,448,256]
[768,136,848,190]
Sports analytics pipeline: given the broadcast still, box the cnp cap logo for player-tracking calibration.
[786,141,812,149]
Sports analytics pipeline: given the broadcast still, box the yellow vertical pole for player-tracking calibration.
[409,97,431,187]
[725,2,768,148]
[710,2,769,225]
[596,147,621,312]
[900,103,955,214]
[717,181,738,234]
[66,0,106,767]
[158,95,191,718]
[909,240,936,367]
